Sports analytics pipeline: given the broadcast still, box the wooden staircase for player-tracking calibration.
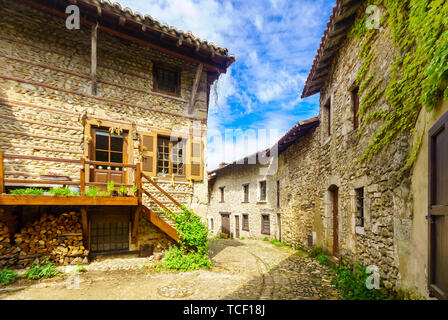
[134,172,187,243]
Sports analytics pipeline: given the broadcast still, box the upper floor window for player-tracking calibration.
[355,187,364,227]
[242,214,249,231]
[324,100,331,137]
[219,187,225,203]
[243,184,249,203]
[157,136,185,176]
[353,87,360,130]
[153,65,180,95]
[259,181,267,202]
[276,180,280,208]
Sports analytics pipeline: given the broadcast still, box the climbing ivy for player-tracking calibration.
[349,0,448,165]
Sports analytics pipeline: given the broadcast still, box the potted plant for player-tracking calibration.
[107,181,118,196]
[118,184,128,197]
[128,185,138,197]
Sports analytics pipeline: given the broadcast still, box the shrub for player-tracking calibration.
[333,263,386,300]
[49,187,77,197]
[118,184,127,196]
[240,237,245,240]
[85,187,98,197]
[0,269,20,285]
[9,188,45,196]
[263,237,269,241]
[270,238,287,247]
[24,257,62,280]
[316,253,329,266]
[107,181,115,194]
[158,206,212,271]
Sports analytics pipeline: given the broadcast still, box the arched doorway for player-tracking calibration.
[328,185,339,257]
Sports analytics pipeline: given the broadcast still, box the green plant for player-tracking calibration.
[85,187,98,197]
[310,247,324,258]
[97,191,111,197]
[0,269,20,285]
[333,263,386,300]
[73,265,86,274]
[158,206,212,271]
[9,188,45,196]
[240,237,245,240]
[49,187,77,197]
[118,184,127,196]
[129,185,138,196]
[316,253,329,266]
[107,181,115,194]
[263,237,269,241]
[24,257,62,280]
[270,238,288,247]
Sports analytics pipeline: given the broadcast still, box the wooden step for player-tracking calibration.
[141,206,179,242]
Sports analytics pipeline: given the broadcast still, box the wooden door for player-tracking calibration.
[221,213,230,237]
[235,215,240,238]
[90,127,128,186]
[330,186,339,257]
[429,111,448,299]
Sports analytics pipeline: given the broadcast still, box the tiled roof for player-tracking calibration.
[84,0,235,60]
[301,0,363,98]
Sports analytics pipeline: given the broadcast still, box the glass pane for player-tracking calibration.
[110,152,123,163]
[96,131,109,150]
[96,151,108,162]
[111,135,123,152]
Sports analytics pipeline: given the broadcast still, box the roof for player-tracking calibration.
[301,0,363,98]
[24,0,235,73]
[208,117,319,178]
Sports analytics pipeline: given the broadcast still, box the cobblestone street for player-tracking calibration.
[0,239,338,300]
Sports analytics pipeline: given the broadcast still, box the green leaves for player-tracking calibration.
[24,257,62,280]
[0,269,20,285]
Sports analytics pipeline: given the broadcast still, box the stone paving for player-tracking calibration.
[0,239,339,300]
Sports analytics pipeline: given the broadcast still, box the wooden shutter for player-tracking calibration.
[188,139,203,181]
[140,132,157,176]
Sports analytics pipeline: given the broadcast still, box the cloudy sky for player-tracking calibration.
[117,0,335,169]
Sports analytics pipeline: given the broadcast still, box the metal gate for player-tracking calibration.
[90,221,129,253]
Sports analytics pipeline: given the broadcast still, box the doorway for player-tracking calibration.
[221,213,230,237]
[235,215,240,238]
[329,185,339,257]
[90,127,128,186]
[429,111,448,299]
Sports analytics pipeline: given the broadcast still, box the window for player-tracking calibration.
[209,218,214,231]
[325,101,331,137]
[242,214,249,231]
[355,187,364,227]
[157,136,185,176]
[259,181,267,202]
[94,128,124,171]
[219,187,225,203]
[261,215,270,235]
[353,87,360,130]
[243,184,249,203]
[153,65,180,95]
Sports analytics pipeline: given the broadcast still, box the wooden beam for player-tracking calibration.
[80,207,88,248]
[0,195,138,206]
[80,158,86,196]
[0,151,4,195]
[132,205,141,244]
[91,23,98,96]
[188,63,203,115]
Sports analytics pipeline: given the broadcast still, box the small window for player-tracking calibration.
[153,65,180,95]
[242,214,249,231]
[261,215,270,235]
[353,87,360,130]
[259,181,267,202]
[243,184,249,203]
[219,187,225,203]
[355,187,364,227]
[276,180,280,208]
[325,101,331,137]
[210,218,214,231]
[157,136,185,176]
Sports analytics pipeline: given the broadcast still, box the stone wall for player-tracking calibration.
[207,163,279,240]
[0,1,210,251]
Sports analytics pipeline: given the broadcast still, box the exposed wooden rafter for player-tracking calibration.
[187,63,204,115]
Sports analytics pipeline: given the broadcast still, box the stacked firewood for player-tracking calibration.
[0,222,13,255]
[0,211,89,268]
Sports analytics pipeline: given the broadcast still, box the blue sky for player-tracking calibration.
[117,0,336,169]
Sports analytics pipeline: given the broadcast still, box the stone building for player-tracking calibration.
[207,117,319,242]
[0,0,234,265]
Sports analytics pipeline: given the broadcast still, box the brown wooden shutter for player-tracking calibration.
[188,139,203,181]
[140,132,157,176]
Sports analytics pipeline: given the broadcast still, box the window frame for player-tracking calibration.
[242,214,249,231]
[261,214,270,235]
[219,186,225,203]
[325,100,331,137]
[355,187,365,227]
[156,135,186,177]
[259,180,267,202]
[242,184,249,203]
[153,63,181,97]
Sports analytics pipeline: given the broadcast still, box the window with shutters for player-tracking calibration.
[242,184,249,203]
[157,136,185,176]
[261,214,270,235]
[242,214,249,231]
[153,64,180,96]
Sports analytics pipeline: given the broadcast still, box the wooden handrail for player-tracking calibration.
[4,179,79,185]
[85,160,137,168]
[3,153,80,164]
[141,172,182,208]
[85,182,135,188]
[142,189,174,216]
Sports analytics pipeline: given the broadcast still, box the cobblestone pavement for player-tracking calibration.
[0,239,339,300]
